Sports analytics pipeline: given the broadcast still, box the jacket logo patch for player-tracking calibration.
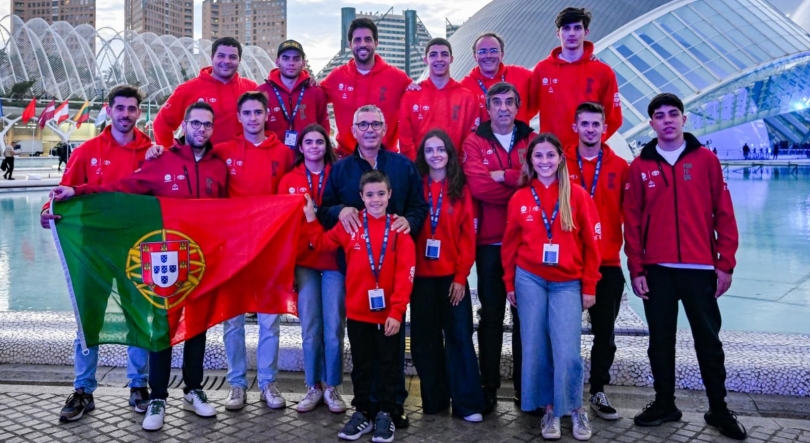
[412,105,419,112]
[651,170,660,176]
[164,174,172,182]
[91,158,98,166]
[206,178,214,195]
[299,104,308,121]
[683,163,693,181]
[520,205,527,214]
[226,158,233,166]
[542,78,549,85]
[104,160,111,165]
[526,215,534,222]
[595,222,602,238]
[353,243,361,250]
[171,183,179,191]
[177,175,185,180]
[288,187,295,194]
[585,78,595,94]
[347,86,354,92]
[452,105,460,121]
[379,86,388,102]
[533,206,540,212]
[299,187,307,193]
[648,181,655,188]
[339,83,344,91]
[641,172,648,181]
[608,172,616,190]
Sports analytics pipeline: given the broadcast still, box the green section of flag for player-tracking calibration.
[53,193,170,351]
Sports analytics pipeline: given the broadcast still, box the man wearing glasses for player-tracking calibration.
[461,32,535,124]
[319,104,428,429]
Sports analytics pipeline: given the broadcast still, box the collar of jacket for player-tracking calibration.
[475,120,534,143]
[639,132,703,161]
[172,136,215,160]
[352,145,390,168]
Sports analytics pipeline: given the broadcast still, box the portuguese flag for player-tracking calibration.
[51,193,303,352]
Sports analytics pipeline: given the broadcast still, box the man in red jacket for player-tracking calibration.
[564,102,629,421]
[624,93,745,440]
[461,32,534,124]
[321,17,413,157]
[462,82,537,413]
[530,7,621,149]
[399,37,480,160]
[153,37,258,147]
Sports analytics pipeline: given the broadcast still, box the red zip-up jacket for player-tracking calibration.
[212,132,293,197]
[565,143,629,267]
[321,54,412,157]
[462,121,537,245]
[153,67,259,148]
[531,42,621,149]
[278,164,338,271]
[42,126,153,214]
[461,63,535,124]
[502,179,602,295]
[415,180,476,285]
[398,77,481,160]
[623,133,738,278]
[258,68,330,149]
[306,211,415,324]
[74,138,228,199]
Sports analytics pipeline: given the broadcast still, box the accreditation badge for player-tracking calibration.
[542,243,560,266]
[425,239,441,260]
[368,288,386,311]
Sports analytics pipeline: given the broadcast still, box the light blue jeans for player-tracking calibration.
[73,335,149,393]
[223,313,280,390]
[514,267,584,416]
[295,266,346,387]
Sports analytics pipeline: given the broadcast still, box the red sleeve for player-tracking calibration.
[501,194,522,293]
[503,169,521,188]
[517,66,538,120]
[708,155,738,273]
[397,92,416,161]
[153,86,188,148]
[578,191,602,295]
[75,161,159,196]
[389,232,415,321]
[601,66,622,141]
[529,62,543,123]
[320,70,338,104]
[623,160,645,278]
[305,219,345,252]
[316,88,330,133]
[454,191,477,285]
[462,137,520,204]
[463,93,481,141]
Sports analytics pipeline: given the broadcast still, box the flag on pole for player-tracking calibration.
[22,98,37,123]
[51,193,302,351]
[73,101,90,128]
[38,99,56,128]
[54,101,70,123]
[95,103,108,127]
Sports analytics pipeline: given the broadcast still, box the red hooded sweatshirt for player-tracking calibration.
[278,163,338,271]
[501,180,602,295]
[414,180,476,285]
[42,126,153,213]
[623,133,738,278]
[398,77,481,160]
[461,63,535,124]
[531,42,621,149]
[153,67,259,148]
[462,121,537,245]
[257,68,330,148]
[565,143,629,267]
[74,139,228,199]
[306,211,415,324]
[212,132,293,197]
[321,54,412,157]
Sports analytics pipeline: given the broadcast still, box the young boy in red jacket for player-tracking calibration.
[303,170,415,443]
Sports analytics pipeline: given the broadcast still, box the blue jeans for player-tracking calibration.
[223,313,280,390]
[73,335,148,393]
[295,266,346,387]
[514,267,583,416]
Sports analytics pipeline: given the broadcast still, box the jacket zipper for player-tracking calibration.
[642,215,651,253]
[195,161,200,198]
[671,164,681,262]
[183,165,192,195]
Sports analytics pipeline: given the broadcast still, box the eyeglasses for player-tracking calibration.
[354,121,383,131]
[476,48,501,56]
[185,120,213,130]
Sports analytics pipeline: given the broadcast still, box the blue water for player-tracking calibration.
[1,166,810,335]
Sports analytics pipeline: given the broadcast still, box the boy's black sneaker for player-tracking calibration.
[392,406,409,429]
[705,409,747,440]
[129,387,150,414]
[372,411,395,443]
[589,392,619,420]
[482,387,497,414]
[633,401,682,426]
[338,411,373,441]
[59,389,95,422]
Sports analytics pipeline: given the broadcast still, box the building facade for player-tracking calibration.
[11,0,96,27]
[124,0,194,38]
[202,0,287,59]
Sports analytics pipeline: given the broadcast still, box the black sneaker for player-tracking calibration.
[338,411,373,441]
[590,392,619,420]
[372,411,395,443]
[129,387,150,414]
[633,401,682,426]
[482,387,497,415]
[391,406,409,429]
[59,389,95,422]
[705,409,747,440]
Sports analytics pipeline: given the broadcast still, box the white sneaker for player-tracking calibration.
[324,385,347,413]
[182,389,217,417]
[225,387,246,411]
[261,382,287,409]
[572,409,592,441]
[463,413,483,422]
[295,386,323,412]
[540,411,561,440]
[142,399,166,431]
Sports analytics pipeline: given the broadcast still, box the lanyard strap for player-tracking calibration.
[363,211,390,287]
[272,85,306,130]
[576,150,603,198]
[476,74,506,95]
[531,187,559,242]
[305,167,324,211]
[428,179,444,237]
[492,126,517,171]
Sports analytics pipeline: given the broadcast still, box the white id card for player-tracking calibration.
[542,243,560,266]
[284,130,298,148]
[368,288,386,311]
[425,238,441,259]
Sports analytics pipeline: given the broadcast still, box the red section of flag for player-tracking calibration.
[38,99,55,128]
[54,101,69,123]
[22,98,37,123]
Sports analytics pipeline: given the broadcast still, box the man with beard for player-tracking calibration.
[153,37,258,147]
[322,18,413,157]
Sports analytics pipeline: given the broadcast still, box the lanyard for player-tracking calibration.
[272,85,306,130]
[427,179,444,237]
[476,74,506,95]
[576,150,603,198]
[305,167,324,211]
[363,211,390,287]
[494,126,517,170]
[531,187,559,242]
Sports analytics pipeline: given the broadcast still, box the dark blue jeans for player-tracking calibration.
[411,275,484,417]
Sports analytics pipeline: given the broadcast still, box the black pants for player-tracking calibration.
[149,331,207,400]
[2,157,13,179]
[476,245,521,394]
[347,319,401,414]
[587,266,625,394]
[643,265,727,410]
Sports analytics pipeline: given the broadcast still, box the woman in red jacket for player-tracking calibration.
[277,124,347,413]
[412,129,484,423]
[502,133,601,441]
